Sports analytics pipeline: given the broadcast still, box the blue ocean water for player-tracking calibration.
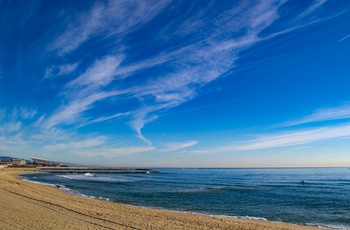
[23,168,350,229]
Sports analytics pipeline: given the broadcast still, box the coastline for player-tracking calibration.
[0,168,318,230]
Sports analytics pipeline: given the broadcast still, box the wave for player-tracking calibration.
[235,215,268,221]
[57,174,135,182]
[206,185,255,191]
[175,185,256,193]
[22,179,71,192]
[22,178,54,187]
[306,223,350,230]
[84,173,95,177]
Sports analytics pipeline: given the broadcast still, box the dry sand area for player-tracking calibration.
[0,168,318,230]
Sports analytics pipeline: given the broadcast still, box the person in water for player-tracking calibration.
[301,180,305,185]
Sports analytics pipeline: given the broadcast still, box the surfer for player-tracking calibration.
[301,180,305,185]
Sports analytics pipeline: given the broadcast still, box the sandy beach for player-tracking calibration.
[0,168,318,230]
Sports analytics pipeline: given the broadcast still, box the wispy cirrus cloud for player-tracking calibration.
[44,144,155,158]
[21,107,37,119]
[38,137,154,159]
[209,103,350,153]
[2,0,349,167]
[299,0,327,18]
[223,123,350,151]
[43,90,127,129]
[121,0,288,142]
[0,136,21,151]
[0,108,29,133]
[45,63,79,79]
[42,56,127,129]
[50,0,171,54]
[280,103,350,127]
[42,0,336,147]
[44,138,105,151]
[338,34,350,42]
[66,55,123,93]
[80,112,130,127]
[30,127,72,143]
[161,140,198,152]
[95,146,155,158]
[0,121,21,133]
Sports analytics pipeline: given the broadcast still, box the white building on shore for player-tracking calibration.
[11,158,26,165]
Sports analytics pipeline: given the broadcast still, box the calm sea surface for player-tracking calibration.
[23,168,350,229]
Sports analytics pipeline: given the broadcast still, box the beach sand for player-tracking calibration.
[0,168,318,230]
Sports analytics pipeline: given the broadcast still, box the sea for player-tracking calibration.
[22,168,350,229]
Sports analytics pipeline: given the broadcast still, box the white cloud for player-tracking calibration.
[214,104,350,152]
[129,109,159,145]
[80,112,130,127]
[299,0,327,18]
[0,132,28,153]
[0,137,18,151]
[161,140,198,152]
[42,0,332,146]
[0,121,21,133]
[338,34,350,42]
[44,90,126,128]
[21,107,37,119]
[42,55,127,129]
[123,0,286,141]
[50,0,171,54]
[44,138,105,151]
[45,63,79,78]
[224,123,350,151]
[280,103,350,127]
[96,146,155,158]
[30,128,72,143]
[0,108,22,133]
[54,145,155,158]
[67,55,123,92]
[57,63,79,76]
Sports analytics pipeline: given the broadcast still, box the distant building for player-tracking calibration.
[11,158,26,165]
[0,160,11,163]
[31,157,52,165]
[0,157,12,163]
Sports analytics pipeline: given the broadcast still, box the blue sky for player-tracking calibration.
[1,0,350,167]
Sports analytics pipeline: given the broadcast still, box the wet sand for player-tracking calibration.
[0,168,318,230]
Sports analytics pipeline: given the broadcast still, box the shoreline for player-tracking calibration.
[1,168,319,230]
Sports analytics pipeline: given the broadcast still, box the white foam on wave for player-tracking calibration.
[74,192,111,202]
[84,173,95,177]
[22,178,53,187]
[306,223,350,230]
[99,196,110,201]
[236,215,268,221]
[57,174,134,182]
[22,176,113,203]
[22,179,71,192]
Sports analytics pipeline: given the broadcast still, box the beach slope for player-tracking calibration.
[0,169,317,230]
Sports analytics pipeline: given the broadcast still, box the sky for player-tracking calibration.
[1,0,350,167]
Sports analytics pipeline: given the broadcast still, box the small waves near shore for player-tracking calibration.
[23,167,350,229]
